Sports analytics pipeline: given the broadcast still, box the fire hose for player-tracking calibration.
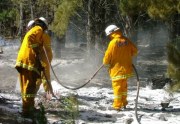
[42,46,104,90]
[132,64,140,123]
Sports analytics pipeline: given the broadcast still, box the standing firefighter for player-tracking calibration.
[15,17,54,117]
[103,25,138,110]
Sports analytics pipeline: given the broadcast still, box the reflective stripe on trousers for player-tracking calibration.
[114,92,127,99]
[111,73,134,81]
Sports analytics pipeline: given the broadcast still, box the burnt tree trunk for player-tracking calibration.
[169,13,180,39]
[86,0,96,62]
[30,0,34,19]
[166,13,180,89]
[123,15,138,43]
[17,2,23,37]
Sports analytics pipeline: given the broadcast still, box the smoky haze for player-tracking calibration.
[136,23,169,86]
[51,36,109,88]
[50,22,169,88]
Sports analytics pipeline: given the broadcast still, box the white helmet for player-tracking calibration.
[105,24,120,36]
[27,20,35,28]
[39,17,48,26]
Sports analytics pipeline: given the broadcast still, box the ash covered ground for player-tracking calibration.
[1,35,180,124]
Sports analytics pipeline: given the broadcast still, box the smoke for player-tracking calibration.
[137,23,169,48]
[51,40,106,87]
[136,22,169,80]
[50,22,171,88]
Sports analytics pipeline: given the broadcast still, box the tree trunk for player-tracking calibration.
[30,0,34,19]
[123,15,138,65]
[166,13,180,88]
[169,13,180,40]
[17,2,23,37]
[86,0,96,63]
[94,0,106,51]
[123,15,138,42]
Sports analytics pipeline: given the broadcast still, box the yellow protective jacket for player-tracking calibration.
[103,32,138,81]
[15,26,50,75]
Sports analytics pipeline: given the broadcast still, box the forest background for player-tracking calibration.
[0,0,180,91]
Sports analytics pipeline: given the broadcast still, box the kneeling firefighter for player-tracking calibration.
[15,17,54,117]
[103,25,138,110]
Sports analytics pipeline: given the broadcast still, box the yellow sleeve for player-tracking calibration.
[103,41,114,66]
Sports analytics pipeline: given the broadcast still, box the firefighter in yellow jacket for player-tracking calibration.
[15,17,53,117]
[103,25,138,110]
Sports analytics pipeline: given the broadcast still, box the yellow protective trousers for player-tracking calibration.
[112,79,128,109]
[19,68,40,113]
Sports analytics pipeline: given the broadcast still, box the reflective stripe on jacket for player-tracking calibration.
[15,26,44,74]
[103,32,138,81]
[22,93,36,98]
